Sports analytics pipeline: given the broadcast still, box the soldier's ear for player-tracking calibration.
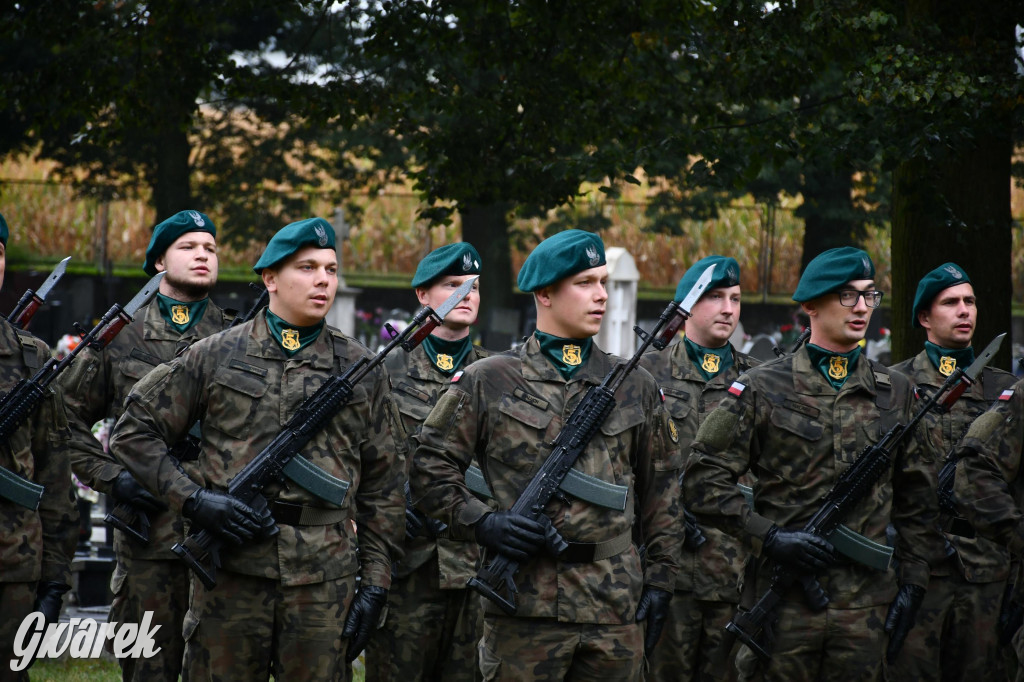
[154,255,167,273]
[917,310,932,331]
[414,287,431,307]
[800,300,817,319]
[535,287,554,308]
[262,269,278,293]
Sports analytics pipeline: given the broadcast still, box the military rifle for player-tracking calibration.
[720,333,1003,662]
[104,283,270,545]
[6,257,70,329]
[0,273,164,510]
[467,264,717,615]
[172,276,478,589]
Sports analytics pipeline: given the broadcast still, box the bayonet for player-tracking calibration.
[7,256,71,329]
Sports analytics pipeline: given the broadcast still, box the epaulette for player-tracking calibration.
[15,330,41,372]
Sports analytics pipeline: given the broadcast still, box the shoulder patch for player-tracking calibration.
[1000,388,1015,401]
[659,387,666,402]
[452,370,464,383]
[728,381,746,397]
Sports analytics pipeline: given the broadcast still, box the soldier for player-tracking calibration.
[0,212,78,676]
[641,255,759,682]
[410,229,683,681]
[683,247,946,681]
[366,242,490,682]
[887,263,1016,681]
[109,218,406,680]
[59,209,234,680]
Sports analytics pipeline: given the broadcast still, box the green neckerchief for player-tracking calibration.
[422,334,473,376]
[683,337,734,381]
[264,309,325,357]
[924,341,974,378]
[806,343,863,391]
[534,330,592,380]
[156,293,209,334]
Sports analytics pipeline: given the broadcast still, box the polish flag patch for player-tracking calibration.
[999,388,1014,401]
[659,388,666,402]
[451,371,464,383]
[728,381,746,397]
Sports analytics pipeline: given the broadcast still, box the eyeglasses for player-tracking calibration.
[836,289,884,308]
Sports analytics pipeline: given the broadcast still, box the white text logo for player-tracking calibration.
[11,612,162,671]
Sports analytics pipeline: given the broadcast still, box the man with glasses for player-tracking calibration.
[683,247,945,681]
[887,263,1016,681]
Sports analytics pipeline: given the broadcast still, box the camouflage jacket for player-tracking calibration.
[410,334,684,624]
[684,346,946,608]
[640,340,759,602]
[0,319,77,585]
[59,299,234,561]
[891,351,1016,583]
[953,378,1024,561]
[110,310,406,589]
[385,341,492,589]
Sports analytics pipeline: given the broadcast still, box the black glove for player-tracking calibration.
[34,581,71,625]
[181,489,267,545]
[762,526,836,573]
[884,583,926,663]
[635,586,673,656]
[111,471,168,514]
[342,585,388,663]
[683,509,707,551]
[474,511,561,562]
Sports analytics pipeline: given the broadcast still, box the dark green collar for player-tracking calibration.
[806,343,862,390]
[264,309,325,357]
[683,337,733,381]
[534,331,592,380]
[421,335,473,376]
[156,293,208,333]
[924,341,974,378]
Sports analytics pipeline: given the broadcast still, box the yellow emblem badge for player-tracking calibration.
[701,353,721,374]
[171,305,190,325]
[828,355,848,380]
[436,353,454,371]
[562,344,582,366]
[668,419,679,443]
[938,356,956,377]
[281,329,301,351]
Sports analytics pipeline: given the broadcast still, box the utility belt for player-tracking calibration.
[270,501,348,526]
[737,484,893,571]
[0,464,44,510]
[466,465,629,512]
[257,454,352,526]
[560,529,633,563]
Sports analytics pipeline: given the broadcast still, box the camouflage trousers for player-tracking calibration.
[734,601,887,682]
[1012,621,1024,682]
[182,570,356,681]
[107,555,189,680]
[646,591,737,682]
[0,582,35,682]
[479,614,643,682]
[884,572,1006,682]
[365,558,482,682]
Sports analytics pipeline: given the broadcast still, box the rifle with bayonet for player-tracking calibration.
[6,257,70,329]
[172,276,479,589]
[467,264,717,615]
[719,332,1004,662]
[0,273,165,510]
[104,283,271,546]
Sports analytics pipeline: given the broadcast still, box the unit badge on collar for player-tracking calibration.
[171,305,190,325]
[562,344,582,366]
[282,329,301,351]
[436,353,454,371]
[701,354,721,373]
[938,356,956,377]
[828,356,848,380]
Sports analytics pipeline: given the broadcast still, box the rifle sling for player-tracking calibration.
[466,465,628,511]
[282,455,350,507]
[0,464,44,510]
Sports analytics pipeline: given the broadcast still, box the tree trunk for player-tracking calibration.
[151,126,193,222]
[799,169,863,272]
[460,203,516,349]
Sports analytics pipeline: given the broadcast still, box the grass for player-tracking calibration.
[29,657,367,681]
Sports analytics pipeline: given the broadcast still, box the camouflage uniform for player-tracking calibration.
[59,299,234,680]
[366,342,492,682]
[110,311,406,681]
[887,352,1016,682]
[0,319,77,672]
[640,340,759,682]
[410,335,684,682]
[684,346,946,682]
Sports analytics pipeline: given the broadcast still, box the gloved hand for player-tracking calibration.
[181,489,266,545]
[683,509,707,551]
[884,583,926,663]
[34,581,71,625]
[342,585,388,663]
[762,525,836,573]
[635,585,673,656]
[111,471,168,514]
[474,511,562,562]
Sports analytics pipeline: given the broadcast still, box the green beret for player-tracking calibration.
[0,211,8,247]
[912,262,971,328]
[253,217,336,273]
[517,230,606,293]
[792,247,875,302]
[411,242,482,288]
[143,210,216,275]
[674,255,740,303]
